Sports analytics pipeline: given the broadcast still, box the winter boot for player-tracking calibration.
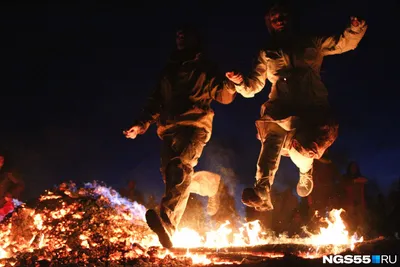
[242,121,287,211]
[145,209,174,249]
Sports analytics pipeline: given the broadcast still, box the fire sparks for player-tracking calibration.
[0,182,364,266]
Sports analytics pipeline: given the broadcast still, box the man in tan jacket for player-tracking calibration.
[226,3,367,212]
[124,25,236,248]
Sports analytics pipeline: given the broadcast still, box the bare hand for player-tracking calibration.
[350,16,366,28]
[225,71,243,85]
[123,125,143,139]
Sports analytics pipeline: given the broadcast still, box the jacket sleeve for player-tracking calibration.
[210,81,237,104]
[210,79,237,104]
[136,80,163,129]
[318,22,367,56]
[235,50,268,98]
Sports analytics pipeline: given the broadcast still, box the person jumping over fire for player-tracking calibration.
[226,2,367,212]
[123,24,236,248]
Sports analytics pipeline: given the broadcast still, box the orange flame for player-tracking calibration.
[0,182,363,265]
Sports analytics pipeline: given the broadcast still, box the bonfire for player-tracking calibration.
[0,181,365,266]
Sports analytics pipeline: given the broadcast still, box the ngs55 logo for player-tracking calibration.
[323,255,397,264]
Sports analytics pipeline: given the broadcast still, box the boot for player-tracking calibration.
[296,168,314,197]
[145,209,174,249]
[242,177,273,211]
[242,121,287,211]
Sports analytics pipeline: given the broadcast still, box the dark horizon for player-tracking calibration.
[1,0,398,206]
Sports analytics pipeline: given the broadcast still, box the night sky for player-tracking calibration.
[1,1,399,208]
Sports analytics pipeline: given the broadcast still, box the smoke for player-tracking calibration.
[84,181,147,223]
[200,138,238,196]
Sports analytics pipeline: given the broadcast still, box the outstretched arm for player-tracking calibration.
[123,81,162,139]
[319,17,367,56]
[136,82,162,130]
[226,50,269,98]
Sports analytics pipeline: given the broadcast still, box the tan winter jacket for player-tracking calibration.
[235,21,367,114]
[138,52,236,140]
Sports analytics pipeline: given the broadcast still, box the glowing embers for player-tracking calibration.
[0,182,363,266]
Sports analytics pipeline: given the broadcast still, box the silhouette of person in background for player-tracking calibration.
[120,180,145,205]
[388,178,400,238]
[307,160,341,215]
[0,150,24,206]
[340,161,368,232]
[0,192,14,221]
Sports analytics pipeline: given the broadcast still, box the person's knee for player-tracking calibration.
[256,121,287,142]
[165,157,193,185]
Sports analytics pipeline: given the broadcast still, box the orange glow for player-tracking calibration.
[0,182,364,265]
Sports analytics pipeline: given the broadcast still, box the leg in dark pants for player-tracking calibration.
[160,126,208,229]
[146,126,208,248]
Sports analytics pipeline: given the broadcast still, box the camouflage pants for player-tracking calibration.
[159,126,218,229]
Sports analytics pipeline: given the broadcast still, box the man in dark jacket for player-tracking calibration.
[123,25,236,248]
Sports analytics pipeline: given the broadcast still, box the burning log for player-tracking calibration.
[170,237,386,258]
[171,243,338,256]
